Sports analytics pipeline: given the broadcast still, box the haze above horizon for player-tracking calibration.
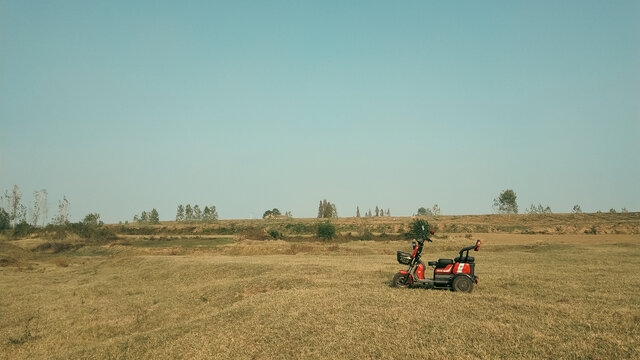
[1,1,639,223]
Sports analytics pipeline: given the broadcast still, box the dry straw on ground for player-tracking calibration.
[1,214,639,359]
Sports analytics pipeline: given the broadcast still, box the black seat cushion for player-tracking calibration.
[436,259,454,267]
[454,256,475,263]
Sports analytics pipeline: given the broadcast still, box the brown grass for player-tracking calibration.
[50,257,70,267]
[1,217,639,359]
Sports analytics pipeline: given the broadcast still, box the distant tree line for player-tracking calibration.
[526,204,552,214]
[318,200,338,218]
[175,204,218,222]
[356,205,391,217]
[134,209,160,224]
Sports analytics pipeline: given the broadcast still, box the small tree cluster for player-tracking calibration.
[317,199,337,218]
[572,205,582,214]
[526,204,552,214]
[416,204,440,216]
[82,213,104,226]
[2,185,69,228]
[263,208,281,219]
[175,204,218,222]
[134,208,160,224]
[1,185,26,228]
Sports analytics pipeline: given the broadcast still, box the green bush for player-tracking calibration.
[268,229,283,239]
[406,218,432,240]
[13,221,35,238]
[0,208,10,231]
[317,222,336,241]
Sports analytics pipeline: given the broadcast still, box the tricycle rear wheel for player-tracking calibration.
[452,275,474,293]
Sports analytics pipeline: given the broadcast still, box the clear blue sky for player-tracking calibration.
[1,1,639,223]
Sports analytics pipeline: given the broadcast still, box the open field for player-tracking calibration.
[1,214,639,359]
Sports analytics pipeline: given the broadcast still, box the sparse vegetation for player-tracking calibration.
[134,208,160,224]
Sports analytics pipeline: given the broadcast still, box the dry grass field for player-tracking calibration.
[1,214,639,359]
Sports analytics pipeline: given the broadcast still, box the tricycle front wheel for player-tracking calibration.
[391,272,410,288]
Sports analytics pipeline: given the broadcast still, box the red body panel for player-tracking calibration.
[416,264,425,279]
[434,264,453,274]
[453,262,471,275]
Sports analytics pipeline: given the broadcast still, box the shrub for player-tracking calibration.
[268,229,283,239]
[0,208,10,231]
[406,218,432,240]
[12,221,35,238]
[359,224,373,240]
[284,223,315,234]
[317,222,336,241]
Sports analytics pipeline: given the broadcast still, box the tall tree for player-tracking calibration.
[356,206,360,218]
[493,189,518,214]
[53,196,70,225]
[432,204,441,216]
[572,205,582,214]
[176,205,185,221]
[3,185,23,229]
[29,190,48,226]
[140,211,149,223]
[185,204,193,221]
[210,205,218,220]
[150,209,160,224]
[386,208,390,216]
[317,201,323,218]
[193,205,202,220]
[375,206,379,217]
[42,189,48,226]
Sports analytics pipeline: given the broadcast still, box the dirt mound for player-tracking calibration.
[0,242,33,267]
